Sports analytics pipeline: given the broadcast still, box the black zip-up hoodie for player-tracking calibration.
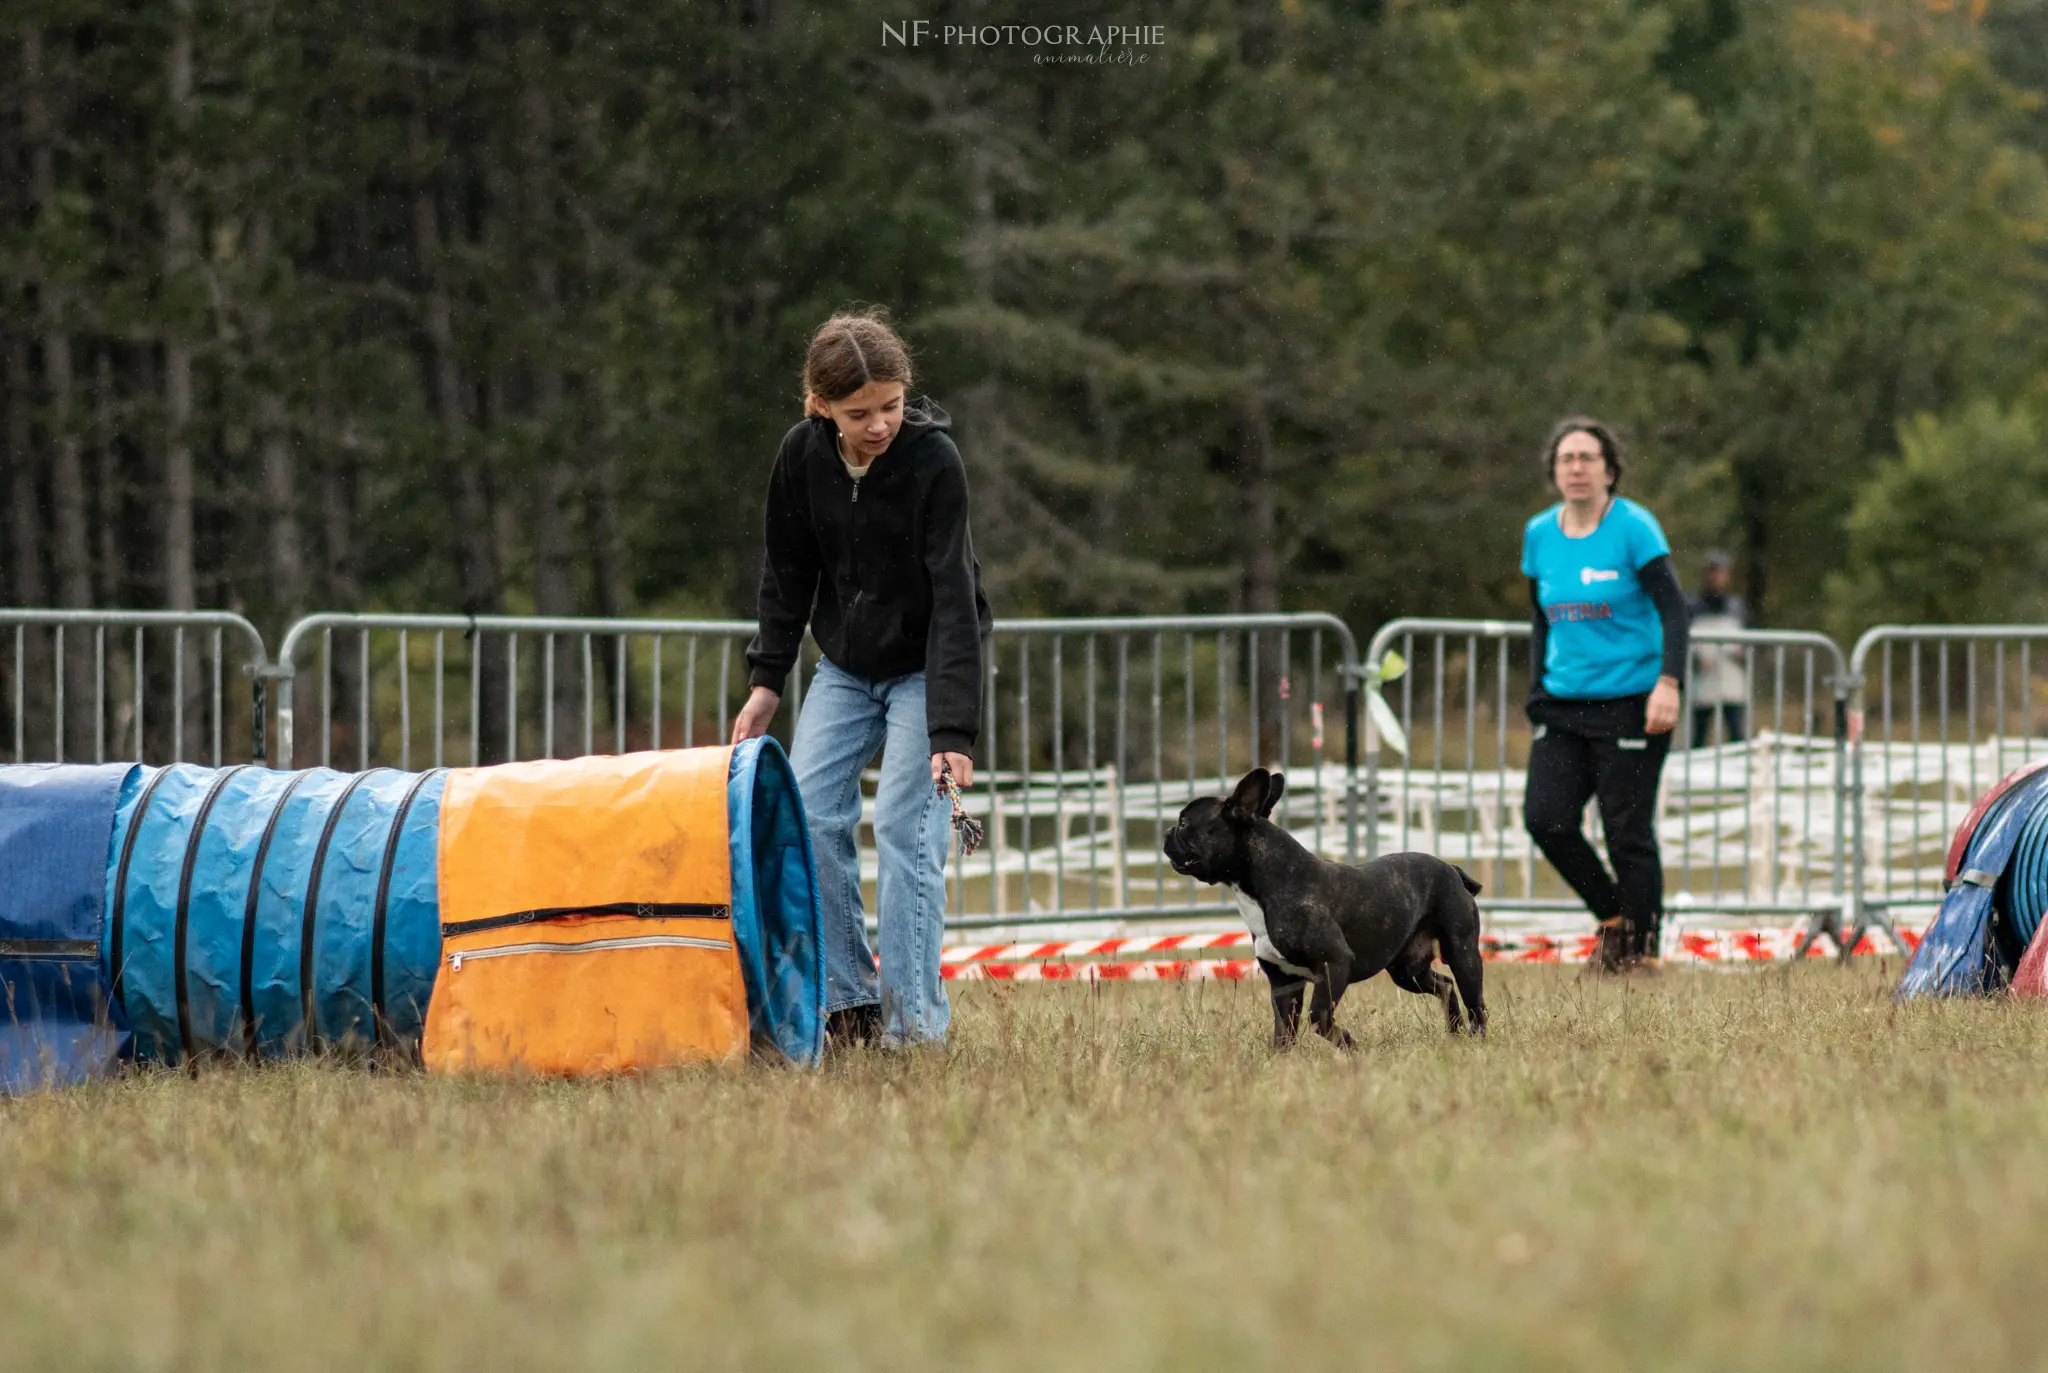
[745,402,993,759]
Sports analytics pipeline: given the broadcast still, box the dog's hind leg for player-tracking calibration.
[1386,948,1463,1035]
[1307,961,1356,1050]
[1261,962,1307,1049]
[1443,939,1486,1038]
[1438,878,1489,1038]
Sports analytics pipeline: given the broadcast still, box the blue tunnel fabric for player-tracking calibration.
[185,767,298,1054]
[1996,796,2048,970]
[1898,767,2048,999]
[0,764,135,942]
[105,765,446,1059]
[0,764,135,1092]
[728,737,826,1066]
[303,768,445,1050]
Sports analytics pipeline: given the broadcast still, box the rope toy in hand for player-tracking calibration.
[938,762,984,858]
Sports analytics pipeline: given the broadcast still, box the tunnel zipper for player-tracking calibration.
[441,902,728,938]
[0,939,100,961]
[448,934,732,970]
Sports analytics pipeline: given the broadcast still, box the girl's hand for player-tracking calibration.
[731,686,780,745]
[1645,677,1680,736]
[931,751,974,790]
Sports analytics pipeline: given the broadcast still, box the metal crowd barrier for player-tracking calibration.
[270,613,769,770]
[1360,618,1853,953]
[1845,626,2048,955]
[962,614,1360,931]
[21,604,2048,958]
[268,611,1364,934]
[1,609,269,765]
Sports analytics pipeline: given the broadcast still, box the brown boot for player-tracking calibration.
[1582,919,1628,977]
[1616,914,1662,975]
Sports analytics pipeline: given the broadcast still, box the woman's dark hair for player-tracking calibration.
[802,307,934,424]
[1540,416,1626,493]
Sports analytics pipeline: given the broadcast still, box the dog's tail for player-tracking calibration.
[1451,863,1483,897]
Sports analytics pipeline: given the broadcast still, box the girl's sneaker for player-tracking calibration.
[826,1003,882,1049]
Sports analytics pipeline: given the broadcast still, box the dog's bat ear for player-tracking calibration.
[1227,768,1270,817]
[1259,772,1285,819]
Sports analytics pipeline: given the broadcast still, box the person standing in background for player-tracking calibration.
[1521,418,1688,975]
[1687,551,1748,749]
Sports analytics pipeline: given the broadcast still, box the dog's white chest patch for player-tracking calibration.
[1225,884,1315,978]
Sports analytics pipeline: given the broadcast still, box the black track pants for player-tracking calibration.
[1523,724,1672,957]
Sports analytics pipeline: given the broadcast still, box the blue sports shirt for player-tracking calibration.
[1521,498,1672,700]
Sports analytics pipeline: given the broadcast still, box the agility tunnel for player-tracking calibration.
[0,740,823,1092]
[1898,759,2048,999]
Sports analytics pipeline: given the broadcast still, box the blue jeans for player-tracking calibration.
[788,658,952,1045]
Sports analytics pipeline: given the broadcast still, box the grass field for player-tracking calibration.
[5,963,2047,1371]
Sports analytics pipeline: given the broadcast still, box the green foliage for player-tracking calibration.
[1829,400,2048,629]
[1654,0,2048,624]
[3,0,2048,638]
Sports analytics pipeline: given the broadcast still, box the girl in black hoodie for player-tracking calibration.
[733,309,992,1047]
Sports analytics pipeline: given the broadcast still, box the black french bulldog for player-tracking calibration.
[1162,767,1487,1048]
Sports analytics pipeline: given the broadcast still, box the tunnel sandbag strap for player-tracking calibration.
[108,765,175,1017]
[370,769,442,1045]
[299,769,385,1050]
[439,903,730,938]
[173,765,250,1062]
[241,769,315,1057]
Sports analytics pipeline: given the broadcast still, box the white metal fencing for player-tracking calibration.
[1845,626,2048,954]
[10,605,2048,954]
[270,613,769,770]
[1,609,268,765]
[267,611,1363,934]
[963,614,1360,931]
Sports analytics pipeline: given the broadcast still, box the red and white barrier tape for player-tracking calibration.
[1479,927,1918,964]
[1662,924,1919,963]
[943,932,1254,965]
[934,923,1921,977]
[943,959,1258,982]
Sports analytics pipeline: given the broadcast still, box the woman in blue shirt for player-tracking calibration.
[1521,418,1688,974]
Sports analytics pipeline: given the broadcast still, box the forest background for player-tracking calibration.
[6,0,2048,649]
